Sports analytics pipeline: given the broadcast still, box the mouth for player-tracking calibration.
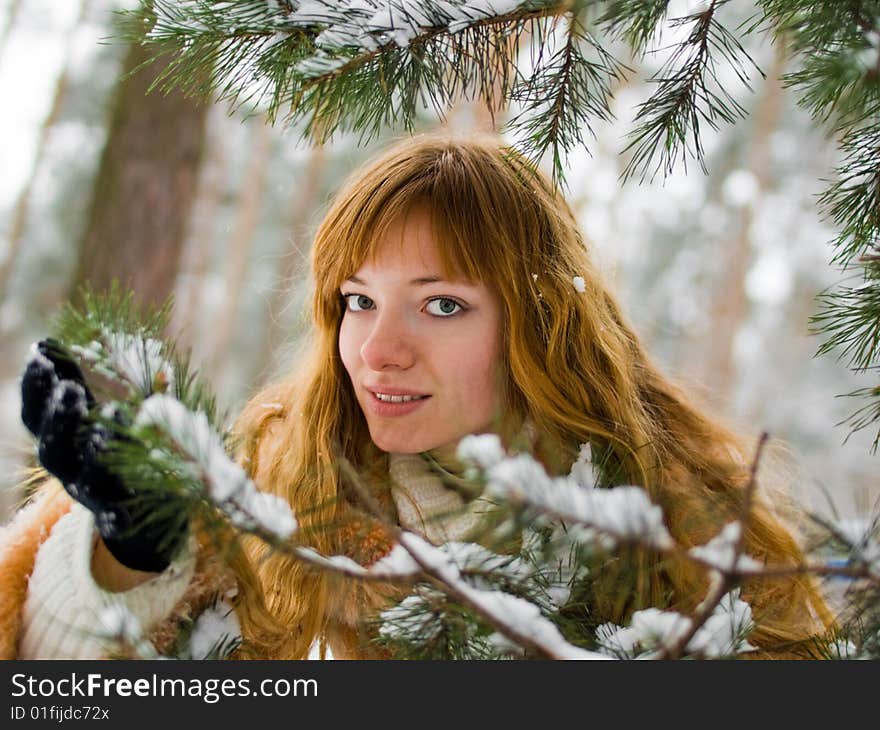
[371,392,430,403]
[365,389,431,416]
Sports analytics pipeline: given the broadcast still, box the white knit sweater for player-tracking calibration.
[19,504,196,659]
[19,452,498,659]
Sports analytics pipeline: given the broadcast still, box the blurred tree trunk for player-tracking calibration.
[254,143,326,385]
[69,26,209,313]
[0,0,23,63]
[206,119,273,376]
[171,106,229,352]
[0,0,92,303]
[702,49,786,398]
[0,13,209,518]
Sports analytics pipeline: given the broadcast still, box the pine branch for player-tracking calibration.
[835,382,880,453]
[340,457,604,659]
[819,122,880,267]
[111,404,423,583]
[126,1,319,117]
[120,1,773,189]
[812,277,880,371]
[754,2,880,448]
[757,0,880,130]
[395,531,607,659]
[622,0,760,183]
[375,587,504,659]
[811,258,880,448]
[124,1,575,138]
[508,14,627,186]
[455,436,880,658]
[657,433,766,660]
[57,281,170,351]
[598,0,671,55]
[44,293,426,588]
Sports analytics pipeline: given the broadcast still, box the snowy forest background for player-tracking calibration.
[0,0,877,535]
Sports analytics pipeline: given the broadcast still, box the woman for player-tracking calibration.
[1,134,831,659]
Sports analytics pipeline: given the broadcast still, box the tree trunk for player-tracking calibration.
[69,32,209,313]
[0,0,91,303]
[170,105,229,352]
[702,49,786,398]
[253,143,326,385]
[1,16,210,520]
[206,119,273,375]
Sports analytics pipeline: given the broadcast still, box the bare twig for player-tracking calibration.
[657,432,768,659]
[339,457,598,659]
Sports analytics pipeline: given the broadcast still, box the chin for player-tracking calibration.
[370,437,426,454]
[368,428,439,454]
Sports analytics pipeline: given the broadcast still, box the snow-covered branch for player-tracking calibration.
[396,531,609,659]
[596,589,756,659]
[136,394,297,540]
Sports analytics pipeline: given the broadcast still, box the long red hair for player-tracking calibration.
[235,133,832,658]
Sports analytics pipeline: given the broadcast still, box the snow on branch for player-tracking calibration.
[689,521,763,573]
[456,432,507,469]
[135,394,297,539]
[287,0,536,53]
[292,543,421,580]
[596,589,756,659]
[458,434,674,551]
[397,531,610,660]
[150,1,555,61]
[72,329,174,395]
[441,541,536,586]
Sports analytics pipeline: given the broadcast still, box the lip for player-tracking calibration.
[364,388,432,417]
[365,385,430,397]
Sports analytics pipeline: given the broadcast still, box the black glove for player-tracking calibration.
[21,338,186,573]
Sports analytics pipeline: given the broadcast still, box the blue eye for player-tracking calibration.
[343,294,374,312]
[425,297,463,317]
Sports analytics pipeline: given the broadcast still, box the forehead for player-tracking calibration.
[356,208,440,274]
[351,206,475,283]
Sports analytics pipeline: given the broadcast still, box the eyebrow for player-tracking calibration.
[345,275,446,286]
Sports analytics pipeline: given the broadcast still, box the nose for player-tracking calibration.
[360,310,416,371]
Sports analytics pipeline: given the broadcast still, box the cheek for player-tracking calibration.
[338,319,361,379]
[447,328,502,405]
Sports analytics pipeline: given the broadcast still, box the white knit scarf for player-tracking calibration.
[388,447,501,545]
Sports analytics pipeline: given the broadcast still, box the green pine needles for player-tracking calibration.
[47,284,297,558]
[119,0,880,450]
[30,291,880,658]
[56,283,220,422]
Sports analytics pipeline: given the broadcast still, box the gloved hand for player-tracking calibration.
[21,338,186,573]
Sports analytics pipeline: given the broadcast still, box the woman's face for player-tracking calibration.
[338,207,504,454]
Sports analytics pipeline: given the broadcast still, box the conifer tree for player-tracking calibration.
[28,1,879,659]
[121,0,880,451]
[26,289,879,659]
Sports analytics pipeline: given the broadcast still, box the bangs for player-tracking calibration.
[309,135,553,329]
[313,156,501,303]
[336,198,483,287]
[357,202,488,284]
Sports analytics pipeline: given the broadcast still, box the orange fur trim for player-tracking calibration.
[322,502,405,659]
[0,483,73,659]
[147,535,239,657]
